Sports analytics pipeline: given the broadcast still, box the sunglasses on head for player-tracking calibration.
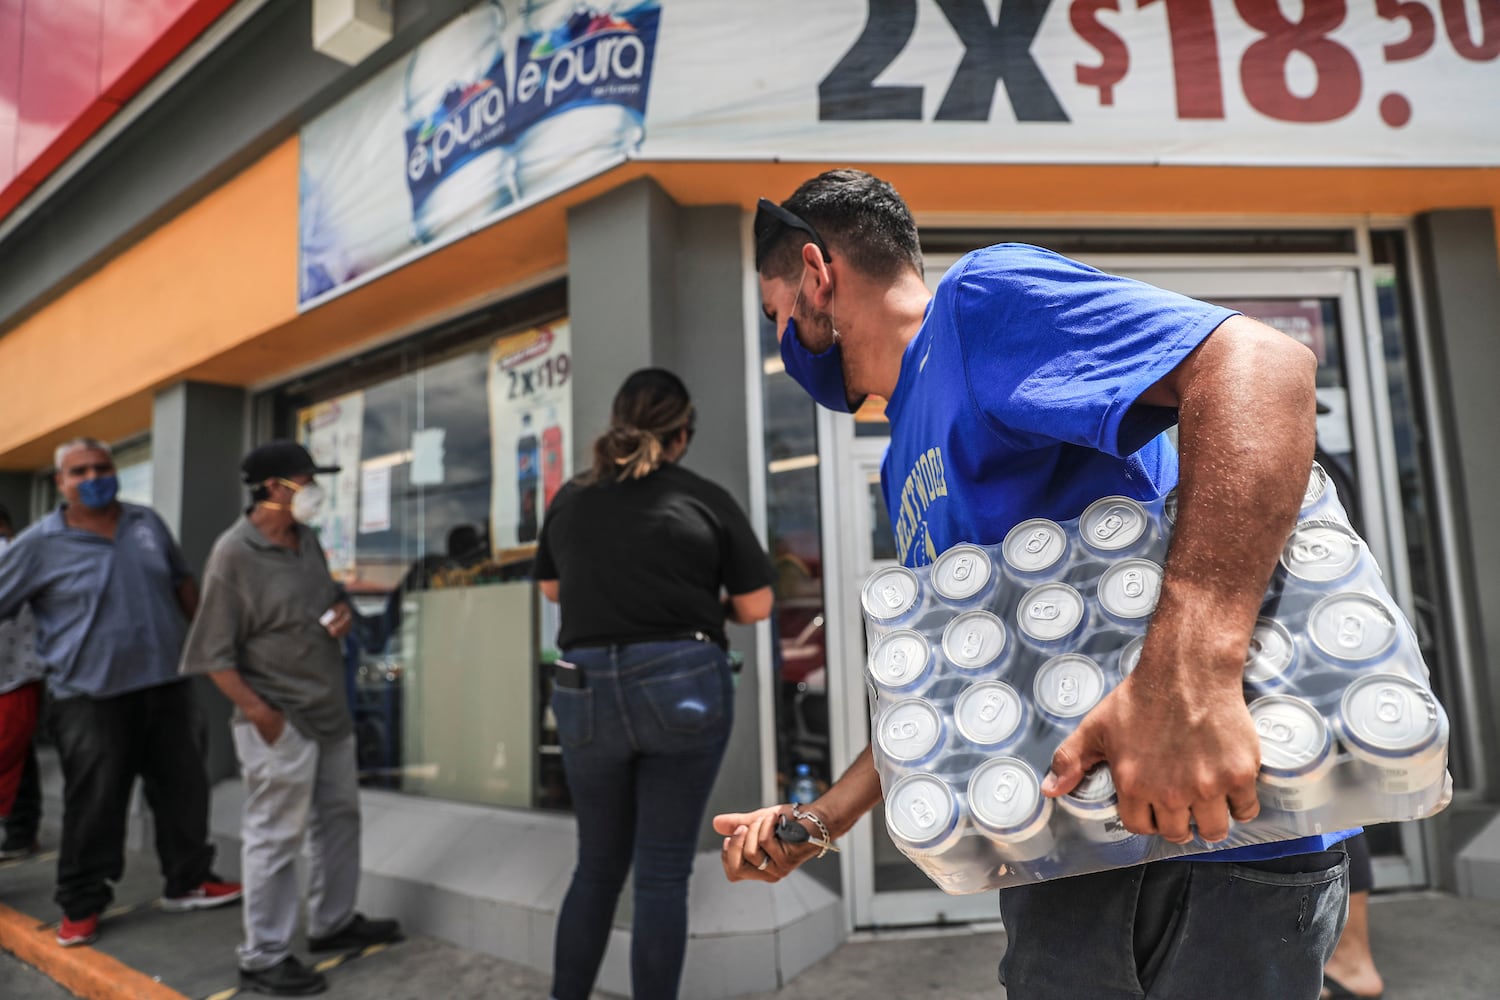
[754,198,831,269]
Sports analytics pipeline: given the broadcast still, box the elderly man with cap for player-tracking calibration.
[181,440,401,997]
[0,438,241,948]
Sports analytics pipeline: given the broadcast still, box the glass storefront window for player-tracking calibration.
[263,283,572,809]
[759,317,830,802]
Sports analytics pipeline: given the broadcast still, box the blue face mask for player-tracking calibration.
[77,475,120,510]
[780,317,859,413]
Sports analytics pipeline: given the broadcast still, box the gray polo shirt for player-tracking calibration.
[181,517,351,743]
[0,504,192,699]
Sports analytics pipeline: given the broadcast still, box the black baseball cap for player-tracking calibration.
[241,441,340,484]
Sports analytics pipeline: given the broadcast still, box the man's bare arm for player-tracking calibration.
[1044,314,1318,843]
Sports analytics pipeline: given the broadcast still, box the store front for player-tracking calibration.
[4,0,1500,990]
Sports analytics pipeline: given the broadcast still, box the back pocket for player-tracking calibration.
[551,687,594,748]
[640,661,726,734]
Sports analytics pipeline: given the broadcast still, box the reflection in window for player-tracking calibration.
[761,316,829,802]
[263,284,570,810]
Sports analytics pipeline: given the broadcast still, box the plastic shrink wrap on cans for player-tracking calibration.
[861,463,1453,894]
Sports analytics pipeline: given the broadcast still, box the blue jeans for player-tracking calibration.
[998,849,1349,999]
[549,640,733,1000]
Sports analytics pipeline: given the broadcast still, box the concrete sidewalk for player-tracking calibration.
[5,825,1500,1000]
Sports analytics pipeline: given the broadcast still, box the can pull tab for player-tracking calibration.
[1291,539,1331,564]
[1024,529,1050,554]
[889,720,920,742]
[1057,674,1079,707]
[1337,614,1365,649]
[1375,685,1405,724]
[1029,601,1060,621]
[992,768,1020,803]
[961,629,983,659]
[909,796,937,830]
[1094,508,1128,540]
[952,556,973,582]
[1123,569,1145,599]
[880,584,905,609]
[978,692,1003,723]
[1256,716,1296,745]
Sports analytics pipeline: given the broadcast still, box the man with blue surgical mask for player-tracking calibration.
[0,438,241,948]
[717,170,1352,1000]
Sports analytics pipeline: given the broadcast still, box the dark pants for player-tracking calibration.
[549,641,733,1000]
[998,849,1349,1000]
[49,680,215,919]
[2,743,41,845]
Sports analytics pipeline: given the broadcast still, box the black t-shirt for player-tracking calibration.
[535,463,773,650]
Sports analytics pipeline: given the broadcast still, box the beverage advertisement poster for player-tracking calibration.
[299,0,662,307]
[487,321,573,559]
[300,0,1499,308]
[296,391,366,577]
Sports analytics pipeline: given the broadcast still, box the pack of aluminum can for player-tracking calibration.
[862,463,1452,894]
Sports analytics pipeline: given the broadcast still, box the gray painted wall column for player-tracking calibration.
[152,381,249,783]
[1414,210,1500,804]
[566,179,764,844]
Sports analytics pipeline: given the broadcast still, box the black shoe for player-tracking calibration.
[0,839,38,862]
[239,956,327,996]
[306,913,404,953]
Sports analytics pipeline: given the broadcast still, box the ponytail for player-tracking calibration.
[585,368,694,484]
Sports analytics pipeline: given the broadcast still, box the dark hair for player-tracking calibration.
[758,169,923,282]
[588,368,693,482]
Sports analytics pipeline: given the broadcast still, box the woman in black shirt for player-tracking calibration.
[536,368,774,1000]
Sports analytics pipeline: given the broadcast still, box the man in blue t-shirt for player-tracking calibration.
[715,170,1351,999]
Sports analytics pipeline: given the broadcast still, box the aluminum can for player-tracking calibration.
[1336,673,1449,797]
[1307,592,1399,669]
[1243,618,1298,695]
[1079,496,1157,559]
[1279,520,1363,588]
[885,773,965,856]
[1249,694,1337,814]
[1002,518,1070,582]
[1033,653,1108,728]
[1162,488,1179,528]
[1096,558,1163,628]
[1016,582,1088,651]
[1056,765,1149,862]
[867,630,933,695]
[1116,634,1146,679]
[953,680,1027,750]
[967,757,1055,860]
[941,610,1010,676]
[861,565,924,628]
[931,543,998,608]
[874,698,947,768]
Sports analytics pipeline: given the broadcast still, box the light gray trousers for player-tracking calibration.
[232,721,361,971]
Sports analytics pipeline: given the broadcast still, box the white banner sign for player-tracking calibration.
[300,0,1499,304]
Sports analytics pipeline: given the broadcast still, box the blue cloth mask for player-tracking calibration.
[780,317,862,413]
[76,475,119,510]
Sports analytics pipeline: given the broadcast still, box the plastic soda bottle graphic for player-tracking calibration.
[542,406,565,510]
[511,0,663,198]
[791,763,818,806]
[403,1,519,244]
[517,412,540,544]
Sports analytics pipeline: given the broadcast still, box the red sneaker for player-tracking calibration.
[57,913,99,947]
[161,877,244,912]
